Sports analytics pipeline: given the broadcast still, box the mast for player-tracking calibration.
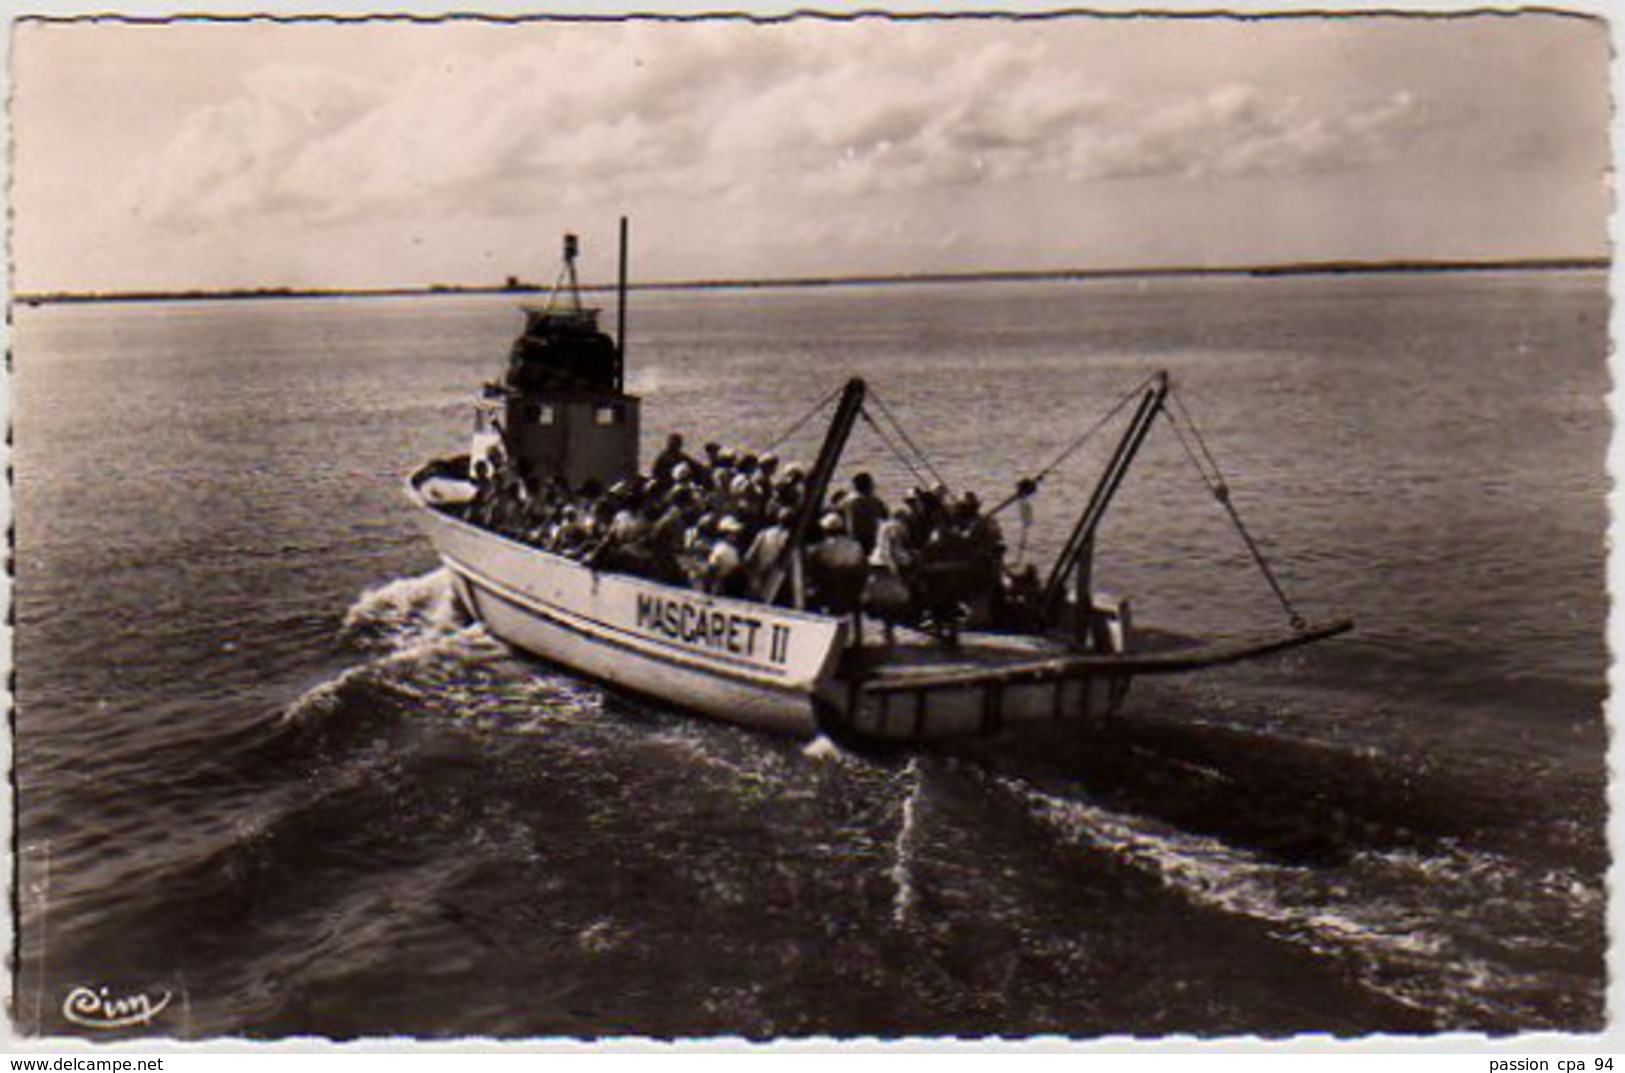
[1041,371,1169,624]
[546,233,584,316]
[761,378,867,607]
[616,216,629,393]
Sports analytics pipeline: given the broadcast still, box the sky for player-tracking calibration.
[10,12,1614,294]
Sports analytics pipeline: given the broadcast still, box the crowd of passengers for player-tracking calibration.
[464,432,1043,639]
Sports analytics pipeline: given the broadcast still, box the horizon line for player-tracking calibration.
[14,255,1610,306]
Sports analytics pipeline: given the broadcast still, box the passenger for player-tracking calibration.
[546,503,572,549]
[678,465,704,494]
[650,486,694,545]
[949,494,1004,627]
[962,492,1004,563]
[890,502,920,548]
[652,433,695,486]
[600,504,662,577]
[470,423,506,485]
[686,512,716,553]
[806,513,868,618]
[743,505,794,599]
[751,454,780,504]
[521,495,555,546]
[913,484,949,545]
[871,504,914,569]
[607,497,649,546]
[776,464,806,503]
[913,502,981,642]
[647,490,699,583]
[585,499,617,553]
[864,506,915,643]
[522,478,553,527]
[469,470,500,527]
[552,506,592,558]
[706,464,737,515]
[727,472,766,532]
[773,470,805,516]
[842,472,889,556]
[704,517,749,598]
[492,471,529,535]
[681,513,719,587]
[1002,563,1045,632]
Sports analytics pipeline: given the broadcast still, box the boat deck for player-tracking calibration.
[835,623,1130,740]
[845,616,1346,699]
[846,627,1069,679]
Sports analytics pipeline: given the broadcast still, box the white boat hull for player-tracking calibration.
[411,489,847,735]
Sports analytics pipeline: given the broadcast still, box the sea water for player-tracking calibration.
[11,271,1608,1037]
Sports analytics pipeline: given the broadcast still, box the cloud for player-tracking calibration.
[1067,84,1424,182]
[126,64,379,224]
[122,23,1432,234]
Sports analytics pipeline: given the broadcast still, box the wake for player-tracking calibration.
[1007,773,1596,1031]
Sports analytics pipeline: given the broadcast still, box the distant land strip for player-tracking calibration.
[15,257,1610,306]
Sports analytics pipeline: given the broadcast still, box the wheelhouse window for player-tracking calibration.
[595,404,624,426]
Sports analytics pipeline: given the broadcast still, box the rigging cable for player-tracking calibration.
[1163,387,1307,631]
[858,406,934,489]
[865,388,951,491]
[987,370,1164,517]
[765,382,847,454]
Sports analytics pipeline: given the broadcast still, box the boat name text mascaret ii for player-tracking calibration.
[634,592,794,665]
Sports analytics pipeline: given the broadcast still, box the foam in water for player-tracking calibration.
[277,572,502,730]
[801,735,842,762]
[577,918,624,956]
[340,569,469,652]
[889,758,924,927]
[279,674,352,727]
[281,624,500,725]
[1010,776,1577,1028]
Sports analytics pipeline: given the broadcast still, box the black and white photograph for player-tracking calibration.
[6,2,1613,1042]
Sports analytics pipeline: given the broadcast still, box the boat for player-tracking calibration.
[406,221,1351,742]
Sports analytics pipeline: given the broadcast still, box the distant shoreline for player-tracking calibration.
[14,257,1609,307]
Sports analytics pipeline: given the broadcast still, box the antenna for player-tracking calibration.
[616,216,629,392]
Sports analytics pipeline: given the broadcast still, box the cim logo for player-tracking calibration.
[61,985,171,1030]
